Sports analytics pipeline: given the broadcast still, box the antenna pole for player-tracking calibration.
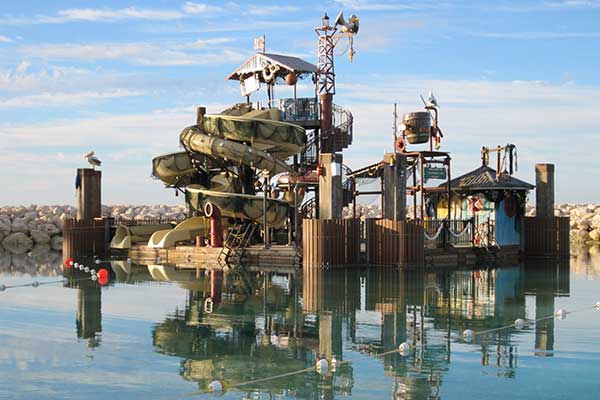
[393,103,398,153]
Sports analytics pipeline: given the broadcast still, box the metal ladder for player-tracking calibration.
[218,222,257,268]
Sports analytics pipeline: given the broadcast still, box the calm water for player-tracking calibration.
[1,250,600,399]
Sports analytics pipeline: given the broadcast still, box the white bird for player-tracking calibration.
[427,91,439,108]
[85,151,102,169]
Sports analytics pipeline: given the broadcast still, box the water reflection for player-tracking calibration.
[55,259,572,398]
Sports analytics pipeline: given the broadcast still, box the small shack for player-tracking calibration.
[437,165,534,247]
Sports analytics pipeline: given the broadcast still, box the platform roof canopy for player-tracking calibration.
[227,52,317,83]
[446,165,534,193]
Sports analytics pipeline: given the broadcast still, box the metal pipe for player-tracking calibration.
[263,175,270,248]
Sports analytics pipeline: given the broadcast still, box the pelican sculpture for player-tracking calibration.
[85,151,102,169]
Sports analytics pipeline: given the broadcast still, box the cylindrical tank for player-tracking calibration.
[402,112,431,144]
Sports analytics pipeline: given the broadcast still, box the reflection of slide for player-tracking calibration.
[148,216,209,248]
[147,264,198,282]
[111,224,172,249]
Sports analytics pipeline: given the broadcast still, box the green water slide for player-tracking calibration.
[135,108,306,248]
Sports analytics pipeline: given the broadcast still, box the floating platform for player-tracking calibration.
[122,242,522,271]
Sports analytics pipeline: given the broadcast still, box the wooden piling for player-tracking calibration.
[76,168,101,220]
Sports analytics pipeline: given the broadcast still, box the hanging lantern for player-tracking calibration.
[285,72,297,86]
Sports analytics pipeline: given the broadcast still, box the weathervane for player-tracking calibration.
[254,35,265,53]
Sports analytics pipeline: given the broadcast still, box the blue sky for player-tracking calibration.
[0,0,599,205]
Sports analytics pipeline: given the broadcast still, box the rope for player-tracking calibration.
[0,275,99,291]
[424,224,444,241]
[448,224,471,238]
[463,304,599,341]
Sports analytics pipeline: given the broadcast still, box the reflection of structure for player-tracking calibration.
[524,260,570,357]
[60,258,570,397]
[75,280,102,348]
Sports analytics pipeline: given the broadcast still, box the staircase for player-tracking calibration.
[321,104,353,153]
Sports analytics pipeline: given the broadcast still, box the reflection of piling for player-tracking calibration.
[76,284,102,346]
[534,293,554,356]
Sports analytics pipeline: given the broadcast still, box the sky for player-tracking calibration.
[0,0,599,206]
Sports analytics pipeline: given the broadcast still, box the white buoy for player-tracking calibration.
[32,281,39,288]
[84,267,90,273]
[79,264,84,270]
[74,262,79,269]
[95,259,101,265]
[462,329,474,342]
[208,380,223,393]
[316,358,329,375]
[514,318,525,330]
[91,275,98,281]
[595,302,600,310]
[0,284,6,292]
[556,308,567,320]
[398,342,411,356]
[91,270,97,276]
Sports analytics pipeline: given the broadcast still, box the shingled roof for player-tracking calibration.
[227,52,317,82]
[445,165,534,192]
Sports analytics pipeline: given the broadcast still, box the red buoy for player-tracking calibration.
[64,258,73,269]
[97,268,109,286]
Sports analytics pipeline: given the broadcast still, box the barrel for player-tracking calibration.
[402,112,431,144]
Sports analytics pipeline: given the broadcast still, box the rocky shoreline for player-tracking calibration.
[1,203,599,271]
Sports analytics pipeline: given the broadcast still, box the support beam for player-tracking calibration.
[383,153,407,221]
[318,153,343,219]
[535,164,555,217]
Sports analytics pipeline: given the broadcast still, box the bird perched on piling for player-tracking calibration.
[427,91,439,108]
[85,151,102,169]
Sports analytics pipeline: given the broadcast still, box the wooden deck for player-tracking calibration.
[126,244,299,271]
[123,243,522,270]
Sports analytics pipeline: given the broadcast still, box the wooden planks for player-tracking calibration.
[63,218,109,259]
[366,219,424,267]
[524,216,570,258]
[302,219,360,267]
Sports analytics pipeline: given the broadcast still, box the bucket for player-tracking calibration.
[402,112,431,144]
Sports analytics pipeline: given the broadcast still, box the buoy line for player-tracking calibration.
[0,257,112,291]
[462,303,600,342]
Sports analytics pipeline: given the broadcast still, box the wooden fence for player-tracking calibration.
[63,218,110,259]
[524,216,570,258]
[366,219,424,267]
[302,219,360,267]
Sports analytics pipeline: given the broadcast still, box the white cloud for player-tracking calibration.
[0,35,13,43]
[18,41,248,66]
[246,5,301,16]
[182,2,224,14]
[333,0,434,11]
[334,75,600,203]
[543,0,600,8]
[0,89,144,108]
[473,31,600,39]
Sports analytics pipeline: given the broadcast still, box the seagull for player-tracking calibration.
[85,151,102,169]
[427,91,439,108]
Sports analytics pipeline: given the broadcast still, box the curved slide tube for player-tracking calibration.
[126,109,307,248]
[111,224,173,249]
[148,216,211,248]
